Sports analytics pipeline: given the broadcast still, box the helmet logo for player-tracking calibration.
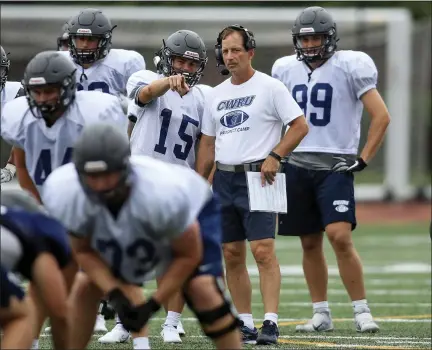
[77,28,92,34]
[299,27,315,34]
[184,51,199,59]
[29,77,47,85]
[84,160,108,172]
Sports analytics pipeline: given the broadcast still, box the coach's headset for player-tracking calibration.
[215,24,256,76]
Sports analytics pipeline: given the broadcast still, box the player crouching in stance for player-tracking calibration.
[41,122,242,349]
[0,189,74,349]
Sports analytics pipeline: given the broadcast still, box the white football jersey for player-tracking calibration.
[201,70,303,164]
[1,81,22,110]
[42,155,212,284]
[1,91,126,194]
[127,70,212,168]
[272,50,378,154]
[60,49,145,97]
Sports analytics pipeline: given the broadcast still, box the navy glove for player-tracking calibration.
[332,157,367,173]
[133,297,162,329]
[107,288,142,332]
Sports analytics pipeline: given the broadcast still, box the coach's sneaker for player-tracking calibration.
[257,320,279,345]
[239,320,258,344]
[98,323,130,343]
[295,308,334,332]
[177,320,186,337]
[354,306,380,333]
[161,324,182,343]
[94,314,108,333]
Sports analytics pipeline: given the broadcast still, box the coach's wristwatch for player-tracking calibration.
[269,151,282,162]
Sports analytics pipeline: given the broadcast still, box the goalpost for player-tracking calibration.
[1,6,415,201]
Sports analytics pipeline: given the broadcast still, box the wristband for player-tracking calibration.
[269,151,282,162]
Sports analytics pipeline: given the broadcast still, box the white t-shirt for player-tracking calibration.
[201,70,303,164]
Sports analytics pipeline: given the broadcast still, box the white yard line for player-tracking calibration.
[250,289,431,296]
[251,302,431,307]
[246,263,431,276]
[280,336,432,340]
[249,277,431,286]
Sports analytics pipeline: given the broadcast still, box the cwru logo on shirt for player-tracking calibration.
[220,110,249,128]
[217,95,256,111]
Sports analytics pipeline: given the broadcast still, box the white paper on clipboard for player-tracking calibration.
[246,172,287,213]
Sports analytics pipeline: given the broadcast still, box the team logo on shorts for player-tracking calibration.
[333,200,349,213]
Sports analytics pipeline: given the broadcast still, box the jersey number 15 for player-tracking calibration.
[154,108,199,161]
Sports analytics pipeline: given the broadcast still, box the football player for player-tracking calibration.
[64,7,146,333]
[272,6,390,333]
[64,8,145,118]
[42,122,242,350]
[57,22,70,51]
[125,29,211,344]
[0,50,126,348]
[0,46,25,184]
[1,189,75,349]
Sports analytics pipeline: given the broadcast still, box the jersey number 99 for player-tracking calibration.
[292,83,333,127]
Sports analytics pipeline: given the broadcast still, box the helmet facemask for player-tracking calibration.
[77,160,131,207]
[293,28,338,63]
[158,42,207,87]
[69,31,112,65]
[0,54,10,91]
[24,75,76,123]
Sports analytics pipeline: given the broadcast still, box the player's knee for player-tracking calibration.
[222,243,245,266]
[250,239,276,265]
[184,276,240,339]
[300,234,323,252]
[326,223,353,253]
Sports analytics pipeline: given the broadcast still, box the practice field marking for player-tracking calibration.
[278,314,432,327]
[250,289,431,296]
[278,338,426,349]
[249,277,431,286]
[251,302,432,307]
[247,263,431,276]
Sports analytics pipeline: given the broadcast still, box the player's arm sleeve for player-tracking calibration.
[272,80,304,125]
[126,70,157,108]
[101,95,129,130]
[42,178,90,238]
[349,52,378,99]
[271,58,283,80]
[160,177,212,239]
[34,214,72,268]
[0,103,25,149]
[126,51,146,80]
[127,99,140,123]
[15,87,25,98]
[200,94,216,137]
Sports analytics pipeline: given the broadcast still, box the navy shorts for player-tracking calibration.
[0,266,25,308]
[213,170,276,243]
[194,194,223,277]
[278,162,357,236]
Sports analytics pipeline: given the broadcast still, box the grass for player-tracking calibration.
[39,222,431,349]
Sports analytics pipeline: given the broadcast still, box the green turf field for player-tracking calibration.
[39,222,431,349]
